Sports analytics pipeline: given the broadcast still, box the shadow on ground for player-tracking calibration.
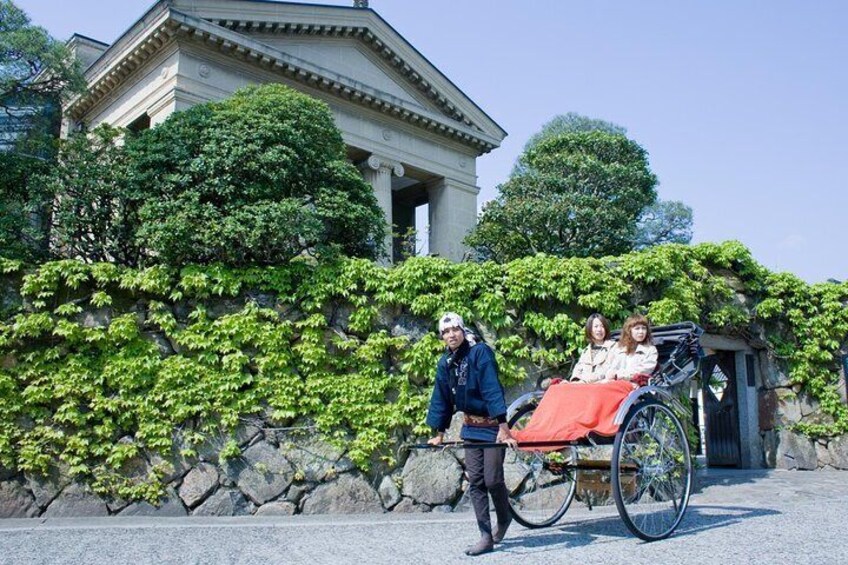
[497,504,780,554]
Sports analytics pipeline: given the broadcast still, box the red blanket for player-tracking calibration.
[512,380,636,450]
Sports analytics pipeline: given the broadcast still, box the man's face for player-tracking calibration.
[441,325,465,351]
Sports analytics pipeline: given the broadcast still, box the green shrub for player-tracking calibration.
[46,125,141,265]
[128,84,386,265]
[0,151,52,262]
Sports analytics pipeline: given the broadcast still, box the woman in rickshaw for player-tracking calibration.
[512,314,658,443]
[570,313,616,383]
[606,313,658,384]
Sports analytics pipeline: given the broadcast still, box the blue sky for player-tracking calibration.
[16,0,848,283]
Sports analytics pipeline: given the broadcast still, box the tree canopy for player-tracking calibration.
[470,113,694,261]
[0,0,84,110]
[634,200,694,249]
[521,112,627,153]
[468,130,659,261]
[0,1,85,262]
[45,84,387,266]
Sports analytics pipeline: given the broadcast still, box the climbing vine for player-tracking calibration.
[0,241,845,501]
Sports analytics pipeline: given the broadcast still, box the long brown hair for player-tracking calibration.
[618,314,653,354]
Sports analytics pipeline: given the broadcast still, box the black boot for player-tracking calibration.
[464,536,494,556]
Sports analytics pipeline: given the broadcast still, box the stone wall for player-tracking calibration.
[758,348,848,470]
[0,413,473,519]
[1,272,847,519]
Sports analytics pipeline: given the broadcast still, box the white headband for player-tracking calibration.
[438,312,465,333]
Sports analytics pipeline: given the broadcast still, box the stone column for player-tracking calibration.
[359,155,404,263]
[427,177,479,261]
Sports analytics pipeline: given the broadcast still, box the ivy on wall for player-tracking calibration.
[0,241,846,501]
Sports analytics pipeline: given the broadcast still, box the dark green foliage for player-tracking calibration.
[501,113,694,255]
[1,1,84,150]
[521,112,627,153]
[46,125,142,265]
[0,1,86,262]
[0,151,51,261]
[468,131,658,261]
[0,0,85,102]
[127,84,386,265]
[635,200,694,249]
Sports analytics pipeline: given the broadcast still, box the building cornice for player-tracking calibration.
[65,9,502,154]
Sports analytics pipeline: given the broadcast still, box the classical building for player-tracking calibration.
[62,0,506,262]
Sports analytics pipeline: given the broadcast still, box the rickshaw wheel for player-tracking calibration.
[612,398,692,541]
[505,402,577,528]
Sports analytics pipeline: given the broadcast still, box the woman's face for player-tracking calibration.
[630,324,648,344]
[590,318,607,344]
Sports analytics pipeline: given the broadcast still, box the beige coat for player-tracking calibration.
[570,340,617,383]
[607,343,658,381]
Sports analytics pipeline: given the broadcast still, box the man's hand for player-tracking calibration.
[427,433,444,446]
[497,424,517,448]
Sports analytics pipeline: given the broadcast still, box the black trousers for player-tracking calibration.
[465,442,511,539]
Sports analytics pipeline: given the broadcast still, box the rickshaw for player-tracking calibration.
[502,322,705,541]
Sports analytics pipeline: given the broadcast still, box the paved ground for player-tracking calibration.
[1,468,847,565]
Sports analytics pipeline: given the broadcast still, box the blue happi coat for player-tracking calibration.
[425,340,507,442]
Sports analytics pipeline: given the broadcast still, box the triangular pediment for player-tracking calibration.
[170,0,505,141]
[242,34,442,117]
[68,0,506,154]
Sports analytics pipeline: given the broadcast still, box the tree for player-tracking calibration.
[126,84,386,266]
[467,131,658,261]
[0,0,84,109]
[522,112,627,152]
[514,113,627,176]
[0,1,86,262]
[473,113,694,261]
[0,151,51,261]
[633,200,694,249]
[46,125,141,264]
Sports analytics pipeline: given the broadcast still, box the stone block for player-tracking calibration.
[758,389,777,431]
[815,441,832,468]
[378,475,401,509]
[221,441,294,505]
[762,430,777,468]
[775,429,818,470]
[25,463,71,509]
[827,435,848,469]
[400,450,462,506]
[761,352,791,388]
[141,331,175,358]
[278,436,351,482]
[0,480,38,518]
[178,463,219,508]
[390,314,430,342]
[42,483,109,518]
[775,391,801,425]
[300,474,382,515]
[119,487,187,516]
[196,423,262,463]
[285,483,311,504]
[192,488,251,516]
[254,501,297,516]
[391,497,427,513]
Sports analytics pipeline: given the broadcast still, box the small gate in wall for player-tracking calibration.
[701,351,741,466]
